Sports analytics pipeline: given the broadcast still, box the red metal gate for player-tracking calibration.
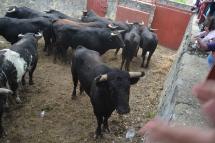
[87,0,108,17]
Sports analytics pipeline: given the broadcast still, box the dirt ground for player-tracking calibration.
[0,38,176,143]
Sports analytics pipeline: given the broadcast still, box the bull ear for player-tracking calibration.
[0,88,13,95]
[95,74,108,83]
[129,72,145,85]
[35,32,43,39]
[18,34,24,38]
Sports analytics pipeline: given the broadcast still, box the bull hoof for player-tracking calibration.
[29,81,34,85]
[141,64,144,68]
[43,47,47,52]
[15,97,22,104]
[71,95,77,100]
[45,53,50,56]
[95,133,103,139]
[144,65,149,68]
[102,126,110,133]
[0,129,7,138]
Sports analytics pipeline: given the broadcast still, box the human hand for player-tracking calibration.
[192,80,215,123]
[138,119,215,143]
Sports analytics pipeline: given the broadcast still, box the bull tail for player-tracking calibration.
[51,20,56,44]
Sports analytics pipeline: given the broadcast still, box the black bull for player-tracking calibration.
[52,24,125,63]
[0,17,52,46]
[71,46,145,137]
[4,6,79,52]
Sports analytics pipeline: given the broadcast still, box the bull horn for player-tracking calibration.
[95,74,108,82]
[129,72,145,78]
[108,24,118,29]
[150,28,158,31]
[118,30,125,33]
[111,32,118,36]
[126,20,133,25]
[0,88,13,95]
[35,32,42,37]
[44,10,50,13]
[140,21,144,25]
[18,34,24,38]
[7,8,16,13]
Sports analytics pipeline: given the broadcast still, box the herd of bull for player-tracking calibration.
[0,6,158,138]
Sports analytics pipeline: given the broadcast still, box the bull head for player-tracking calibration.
[7,7,16,13]
[82,10,88,16]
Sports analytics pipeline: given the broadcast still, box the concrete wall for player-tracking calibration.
[0,0,87,18]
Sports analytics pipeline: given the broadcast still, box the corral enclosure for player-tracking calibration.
[0,0,190,143]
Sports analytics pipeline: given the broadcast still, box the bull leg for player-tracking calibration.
[29,61,38,85]
[135,47,139,57]
[53,43,59,64]
[43,37,48,53]
[95,115,103,138]
[114,48,120,56]
[125,60,131,71]
[0,114,6,138]
[21,74,26,86]
[141,50,147,68]
[102,115,111,133]
[145,50,155,68]
[79,84,84,95]
[120,55,125,70]
[43,32,52,56]
[62,47,68,64]
[71,69,78,100]
[9,81,21,104]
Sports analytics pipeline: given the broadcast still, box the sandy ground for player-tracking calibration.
[0,38,176,143]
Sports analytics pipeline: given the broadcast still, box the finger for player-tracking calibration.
[192,80,215,103]
[140,120,215,143]
[203,99,215,123]
[138,119,160,136]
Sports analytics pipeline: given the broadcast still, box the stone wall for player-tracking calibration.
[118,0,155,25]
[0,0,87,18]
